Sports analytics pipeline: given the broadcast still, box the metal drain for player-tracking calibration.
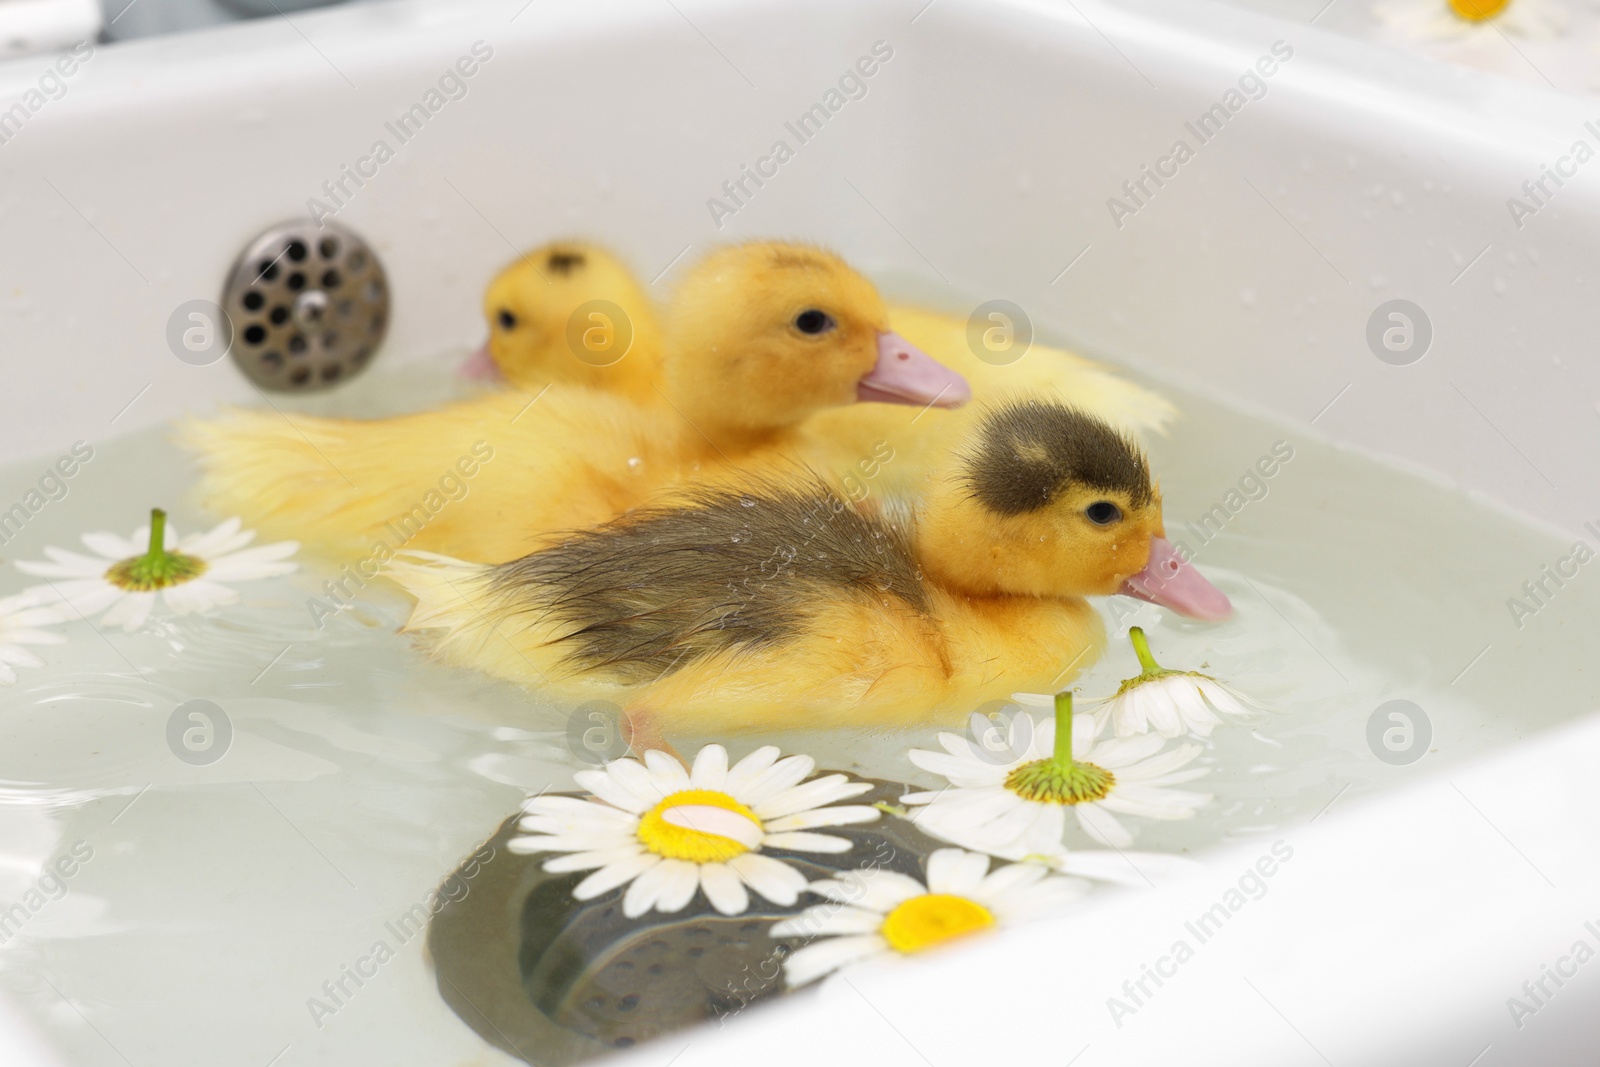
[221,220,389,391]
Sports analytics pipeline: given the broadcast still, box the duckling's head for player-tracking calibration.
[919,400,1232,620]
[464,242,659,390]
[662,242,970,443]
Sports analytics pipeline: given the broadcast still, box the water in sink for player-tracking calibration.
[0,344,1593,1066]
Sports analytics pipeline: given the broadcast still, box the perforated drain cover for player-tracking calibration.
[428,778,938,1065]
[221,221,388,391]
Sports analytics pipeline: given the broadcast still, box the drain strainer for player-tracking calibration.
[429,778,938,1064]
[221,220,388,391]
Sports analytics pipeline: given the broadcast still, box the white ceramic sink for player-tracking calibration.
[1,0,1596,1063]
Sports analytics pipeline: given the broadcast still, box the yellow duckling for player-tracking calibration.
[459,242,663,404]
[389,400,1231,747]
[182,243,969,563]
[465,240,1175,494]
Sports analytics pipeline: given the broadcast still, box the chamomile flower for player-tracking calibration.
[1375,0,1567,42]
[772,848,1087,986]
[15,510,298,632]
[1021,626,1254,740]
[0,594,68,685]
[903,692,1209,850]
[510,744,880,918]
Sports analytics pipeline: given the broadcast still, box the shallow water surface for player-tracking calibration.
[0,349,1593,1065]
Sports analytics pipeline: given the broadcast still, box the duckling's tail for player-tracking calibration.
[389,549,578,691]
[177,407,380,554]
[387,550,494,635]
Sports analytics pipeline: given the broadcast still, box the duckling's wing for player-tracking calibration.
[484,477,928,685]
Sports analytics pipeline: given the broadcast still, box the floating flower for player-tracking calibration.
[772,848,1086,986]
[14,510,298,632]
[1021,626,1254,740]
[0,594,67,685]
[1374,0,1566,42]
[510,745,880,918]
[903,692,1209,850]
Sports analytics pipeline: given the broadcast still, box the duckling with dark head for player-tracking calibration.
[391,400,1231,737]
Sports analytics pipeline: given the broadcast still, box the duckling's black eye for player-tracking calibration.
[794,309,835,335]
[1086,501,1122,526]
[497,309,517,331]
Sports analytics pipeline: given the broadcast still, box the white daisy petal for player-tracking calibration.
[0,646,45,669]
[729,852,807,906]
[574,852,660,900]
[603,758,671,808]
[652,859,701,913]
[971,859,1049,901]
[723,746,782,795]
[622,857,680,917]
[924,847,991,895]
[775,904,885,938]
[523,794,635,820]
[178,516,245,557]
[759,831,853,853]
[753,775,873,819]
[80,531,139,559]
[908,748,1010,785]
[811,869,924,911]
[781,935,886,987]
[161,579,240,615]
[101,592,155,632]
[738,754,817,805]
[699,862,750,915]
[572,768,652,814]
[689,744,729,791]
[661,805,763,849]
[1075,804,1132,848]
[533,844,643,870]
[642,749,692,792]
[763,805,879,833]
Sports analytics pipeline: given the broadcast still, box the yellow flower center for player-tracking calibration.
[880,894,995,954]
[636,789,762,863]
[1448,0,1510,22]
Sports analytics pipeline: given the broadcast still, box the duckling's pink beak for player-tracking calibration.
[459,341,503,381]
[1119,537,1234,621]
[858,331,971,409]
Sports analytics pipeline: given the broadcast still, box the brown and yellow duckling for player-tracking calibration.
[389,399,1231,748]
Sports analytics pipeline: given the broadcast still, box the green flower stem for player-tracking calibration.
[147,508,167,556]
[1129,626,1164,676]
[1053,691,1074,764]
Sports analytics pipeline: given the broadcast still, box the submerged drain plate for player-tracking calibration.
[429,779,936,1064]
[221,220,388,391]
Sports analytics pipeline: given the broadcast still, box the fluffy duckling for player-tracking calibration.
[460,242,663,404]
[183,243,969,563]
[461,240,1175,496]
[389,400,1231,743]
